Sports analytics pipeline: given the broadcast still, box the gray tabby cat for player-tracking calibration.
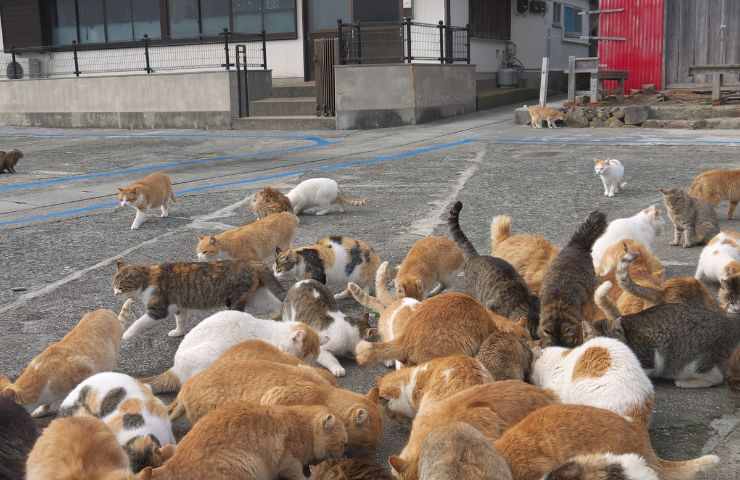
[720,273,740,314]
[593,281,740,388]
[447,201,540,337]
[659,188,720,248]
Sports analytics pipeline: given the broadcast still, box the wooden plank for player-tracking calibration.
[693,0,710,84]
[712,73,722,103]
[567,55,576,103]
[665,0,681,86]
[678,0,696,84]
[539,57,549,107]
[590,73,599,103]
[725,0,740,82]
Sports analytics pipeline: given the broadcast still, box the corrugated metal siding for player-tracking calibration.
[598,0,664,91]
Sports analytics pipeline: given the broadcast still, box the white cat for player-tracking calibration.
[591,205,663,272]
[287,178,366,215]
[695,231,740,283]
[594,159,627,197]
[531,337,654,425]
[139,310,322,393]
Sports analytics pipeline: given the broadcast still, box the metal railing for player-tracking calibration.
[401,18,471,64]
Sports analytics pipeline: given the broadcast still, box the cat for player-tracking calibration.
[448,201,539,329]
[720,271,740,314]
[249,186,293,219]
[140,310,321,393]
[597,238,664,286]
[475,327,533,381]
[490,214,560,295]
[388,381,557,480]
[377,355,493,420]
[531,336,654,425]
[274,236,380,300]
[616,245,718,314]
[659,187,720,248]
[544,453,660,480]
[196,211,298,262]
[593,159,626,197]
[59,372,176,473]
[728,346,740,392]
[169,359,382,451]
[539,211,607,347]
[394,236,465,300]
[282,279,370,377]
[695,231,740,284]
[688,168,740,220]
[0,395,38,480]
[26,416,134,480]
[525,104,566,128]
[355,292,499,367]
[138,403,347,480]
[284,178,367,215]
[113,258,285,339]
[495,404,719,480]
[418,422,513,480]
[0,149,23,174]
[117,172,176,230]
[591,205,663,271]
[309,458,394,480]
[0,299,133,417]
[594,281,740,388]
[347,261,421,369]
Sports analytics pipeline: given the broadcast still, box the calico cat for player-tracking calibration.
[140,310,321,393]
[388,381,557,480]
[282,279,369,377]
[170,359,382,450]
[418,422,513,480]
[695,231,740,284]
[591,205,663,271]
[475,328,533,381]
[26,416,134,480]
[490,214,560,295]
[196,211,298,262]
[539,211,607,347]
[688,168,740,220]
[495,405,719,480]
[285,178,367,215]
[526,105,566,128]
[117,172,176,230]
[249,186,293,219]
[659,187,720,248]
[531,337,654,425]
[0,395,38,480]
[0,149,23,174]
[274,236,380,300]
[59,372,176,473]
[720,272,740,314]
[448,201,539,329]
[138,403,347,480]
[544,453,660,480]
[113,259,285,339]
[377,355,493,420]
[395,236,464,300]
[594,159,626,197]
[594,281,740,388]
[310,458,394,480]
[0,300,134,417]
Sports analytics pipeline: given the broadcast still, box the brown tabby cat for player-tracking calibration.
[113,259,285,339]
[719,272,740,314]
[688,168,740,220]
[249,186,293,219]
[309,458,393,480]
[659,187,720,248]
[728,346,740,392]
[0,149,23,173]
[117,172,176,230]
[395,236,465,300]
[539,211,607,347]
[138,403,347,480]
[475,328,533,381]
[0,395,39,480]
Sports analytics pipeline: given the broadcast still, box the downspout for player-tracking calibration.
[445,0,451,26]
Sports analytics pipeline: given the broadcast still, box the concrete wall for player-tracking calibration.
[335,63,475,129]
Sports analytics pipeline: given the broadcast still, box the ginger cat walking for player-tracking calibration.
[117,173,176,230]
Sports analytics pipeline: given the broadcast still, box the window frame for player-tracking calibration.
[552,1,562,28]
[468,0,511,41]
[562,4,585,40]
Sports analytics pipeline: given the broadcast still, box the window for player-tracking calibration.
[201,0,231,36]
[233,0,297,35]
[49,0,78,45]
[132,0,162,39]
[105,0,133,42]
[469,0,511,41]
[77,0,105,43]
[168,0,200,38]
[264,0,295,33]
[564,5,584,38]
[552,2,562,27]
[353,0,399,23]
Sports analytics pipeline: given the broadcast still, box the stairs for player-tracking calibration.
[233,79,336,130]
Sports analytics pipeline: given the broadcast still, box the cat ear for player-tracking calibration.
[658,188,668,194]
[275,246,282,255]
[389,456,408,474]
[115,259,125,271]
[0,387,16,402]
[117,187,124,192]
[155,444,176,464]
[366,387,380,404]
[354,407,369,425]
[208,236,217,245]
[581,320,598,341]
[291,329,306,343]
[547,461,584,480]
[320,335,331,346]
[322,413,337,431]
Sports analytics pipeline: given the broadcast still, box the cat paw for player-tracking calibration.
[384,360,395,368]
[131,224,140,230]
[168,328,185,337]
[669,241,680,246]
[31,404,51,418]
[330,365,346,377]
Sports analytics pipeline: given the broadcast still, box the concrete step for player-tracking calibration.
[250,97,317,117]
[643,117,740,129]
[232,115,336,130]
[648,105,740,120]
[478,87,540,111]
[271,85,317,97]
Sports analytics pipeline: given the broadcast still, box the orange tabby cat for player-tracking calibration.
[495,404,719,480]
[395,236,464,300]
[196,211,298,262]
[26,416,134,480]
[117,172,176,230]
[388,381,558,480]
[526,105,566,128]
[0,300,133,417]
[490,215,560,295]
[688,168,740,220]
[249,186,293,219]
[138,403,347,480]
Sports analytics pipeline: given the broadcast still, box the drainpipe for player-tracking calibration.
[445,0,451,26]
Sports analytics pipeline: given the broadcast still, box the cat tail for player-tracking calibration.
[375,261,396,306]
[447,201,479,259]
[168,186,176,203]
[490,215,512,252]
[594,281,621,323]
[0,374,12,391]
[658,455,719,480]
[140,370,181,394]
[619,181,627,189]
[167,396,186,422]
[616,249,663,304]
[568,210,607,251]
[348,282,385,313]
[355,339,404,366]
[117,298,135,327]
[336,192,367,207]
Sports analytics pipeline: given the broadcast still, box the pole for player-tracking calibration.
[337,19,344,65]
[222,28,231,71]
[465,24,471,64]
[438,21,445,64]
[356,21,362,65]
[539,57,550,107]
[143,34,152,74]
[72,41,80,76]
[261,30,267,70]
[405,18,412,63]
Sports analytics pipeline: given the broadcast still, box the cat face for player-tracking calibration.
[250,187,292,218]
[124,435,175,473]
[113,260,149,297]
[593,159,610,175]
[117,187,139,207]
[719,272,740,314]
[312,412,348,461]
[196,236,222,261]
[396,277,423,301]
[274,247,301,279]
[658,188,687,208]
[282,325,321,361]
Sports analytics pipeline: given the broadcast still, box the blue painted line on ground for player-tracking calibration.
[0,129,338,142]
[0,138,473,227]
[493,136,740,146]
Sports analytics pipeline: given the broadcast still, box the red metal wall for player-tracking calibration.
[598,0,664,91]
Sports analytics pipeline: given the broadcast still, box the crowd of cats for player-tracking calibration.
[1,160,740,480]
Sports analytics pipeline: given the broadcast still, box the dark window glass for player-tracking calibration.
[202,0,231,35]
[353,0,398,22]
[133,0,162,39]
[264,0,294,33]
[233,0,262,33]
[308,0,349,31]
[564,5,583,37]
[106,0,133,42]
[78,0,105,43]
[169,0,200,38]
[49,0,78,45]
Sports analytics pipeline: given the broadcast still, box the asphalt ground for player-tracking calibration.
[1,107,739,477]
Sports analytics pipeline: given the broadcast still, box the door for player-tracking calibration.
[303,0,350,80]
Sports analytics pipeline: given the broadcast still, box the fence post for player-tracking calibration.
[143,34,153,74]
[10,46,17,79]
[404,18,412,63]
[337,19,344,65]
[221,28,231,71]
[465,24,471,64]
[356,21,362,65]
[438,21,445,64]
[72,40,80,76]
[261,30,267,70]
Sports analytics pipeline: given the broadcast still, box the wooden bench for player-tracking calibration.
[689,64,740,105]
[567,56,628,104]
